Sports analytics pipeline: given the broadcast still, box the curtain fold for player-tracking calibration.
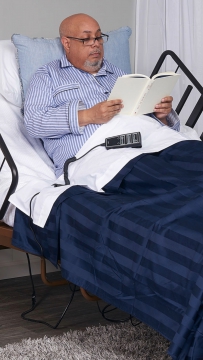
[135,0,203,135]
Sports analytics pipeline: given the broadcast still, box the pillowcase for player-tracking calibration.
[0,40,22,107]
[11,36,64,102]
[12,26,132,102]
[104,26,132,74]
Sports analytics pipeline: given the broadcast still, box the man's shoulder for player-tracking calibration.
[35,58,62,75]
[34,54,74,78]
[29,57,64,88]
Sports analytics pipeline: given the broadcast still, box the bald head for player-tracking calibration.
[59,13,100,38]
[59,13,104,74]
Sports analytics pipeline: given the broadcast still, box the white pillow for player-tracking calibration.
[0,40,22,107]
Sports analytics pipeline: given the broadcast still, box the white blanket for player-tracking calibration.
[9,114,200,228]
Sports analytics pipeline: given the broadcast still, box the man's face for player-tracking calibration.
[61,18,104,74]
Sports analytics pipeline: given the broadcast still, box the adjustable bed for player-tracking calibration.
[1,28,203,359]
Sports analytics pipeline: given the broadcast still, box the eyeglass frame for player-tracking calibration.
[64,33,109,46]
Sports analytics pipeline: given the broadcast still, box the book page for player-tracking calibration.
[108,77,149,115]
[152,71,177,80]
[135,74,180,116]
[122,73,149,79]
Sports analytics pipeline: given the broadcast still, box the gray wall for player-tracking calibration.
[0,0,136,69]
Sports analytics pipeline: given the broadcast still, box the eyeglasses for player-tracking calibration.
[65,33,109,46]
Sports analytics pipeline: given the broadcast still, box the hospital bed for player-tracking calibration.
[1,30,203,359]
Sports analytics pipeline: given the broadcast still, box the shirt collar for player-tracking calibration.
[60,54,114,75]
[60,54,74,68]
[96,59,114,76]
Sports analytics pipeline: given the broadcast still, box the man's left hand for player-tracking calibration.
[153,96,173,125]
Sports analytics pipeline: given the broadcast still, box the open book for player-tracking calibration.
[108,72,180,116]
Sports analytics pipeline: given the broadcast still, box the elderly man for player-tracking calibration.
[24,13,180,177]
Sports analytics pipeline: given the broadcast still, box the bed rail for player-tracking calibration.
[0,134,18,220]
[150,50,203,134]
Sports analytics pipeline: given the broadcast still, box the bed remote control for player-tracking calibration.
[105,132,142,149]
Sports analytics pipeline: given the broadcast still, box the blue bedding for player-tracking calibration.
[12,140,203,360]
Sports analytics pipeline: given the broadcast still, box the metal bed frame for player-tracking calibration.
[150,50,203,136]
[0,134,67,287]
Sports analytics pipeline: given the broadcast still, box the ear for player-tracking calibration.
[61,36,70,53]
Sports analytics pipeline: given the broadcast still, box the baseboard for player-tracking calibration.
[0,248,59,280]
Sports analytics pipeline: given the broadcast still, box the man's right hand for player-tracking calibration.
[78,99,123,126]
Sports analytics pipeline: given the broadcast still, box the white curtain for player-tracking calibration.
[135,0,203,135]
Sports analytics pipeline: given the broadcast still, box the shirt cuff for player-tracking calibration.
[166,109,180,131]
[67,100,86,135]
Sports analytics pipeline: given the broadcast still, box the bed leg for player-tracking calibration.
[40,257,68,286]
[80,287,100,301]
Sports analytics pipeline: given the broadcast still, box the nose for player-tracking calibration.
[92,38,100,46]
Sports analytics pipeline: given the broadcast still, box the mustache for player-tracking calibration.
[89,50,101,55]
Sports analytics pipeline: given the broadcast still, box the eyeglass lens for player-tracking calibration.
[83,35,108,45]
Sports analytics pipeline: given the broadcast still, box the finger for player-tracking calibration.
[107,103,124,114]
[154,110,171,117]
[154,97,173,110]
[160,96,173,103]
[99,104,123,121]
[154,104,172,112]
[107,99,123,107]
[112,104,124,111]
[155,99,172,108]
[104,106,123,121]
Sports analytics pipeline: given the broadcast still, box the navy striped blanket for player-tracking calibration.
[12,140,203,360]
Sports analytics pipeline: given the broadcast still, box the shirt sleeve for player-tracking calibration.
[149,109,180,132]
[24,69,86,139]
